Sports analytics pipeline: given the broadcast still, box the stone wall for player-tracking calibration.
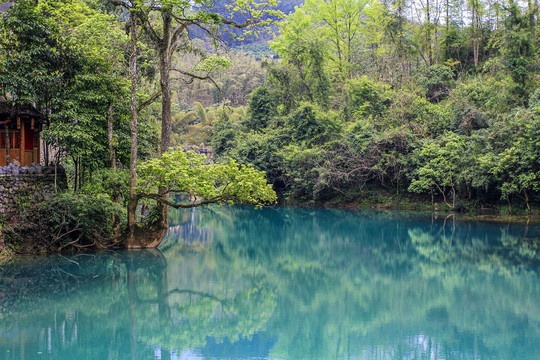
[0,164,67,217]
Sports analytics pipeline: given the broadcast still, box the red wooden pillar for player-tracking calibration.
[21,119,25,166]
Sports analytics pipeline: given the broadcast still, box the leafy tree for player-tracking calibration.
[502,1,535,98]
[0,0,136,185]
[286,0,369,80]
[0,0,67,105]
[285,103,340,147]
[492,110,540,212]
[409,132,469,208]
[269,7,330,107]
[244,87,277,131]
[229,128,288,189]
[108,0,282,238]
[136,149,276,208]
[415,64,455,102]
[211,108,245,156]
[344,76,391,120]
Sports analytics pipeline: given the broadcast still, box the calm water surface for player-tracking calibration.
[1,206,539,360]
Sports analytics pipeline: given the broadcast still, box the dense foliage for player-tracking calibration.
[0,0,279,251]
[200,0,540,212]
[0,0,539,253]
[136,149,277,207]
[3,193,125,252]
[0,0,160,186]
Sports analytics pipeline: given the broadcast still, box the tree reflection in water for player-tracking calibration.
[0,248,276,360]
[0,206,539,359]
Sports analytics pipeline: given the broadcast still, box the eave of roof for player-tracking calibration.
[0,101,42,119]
[0,2,13,13]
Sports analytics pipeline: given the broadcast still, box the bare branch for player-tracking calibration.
[171,68,222,94]
[108,0,132,8]
[137,90,162,112]
[170,19,193,52]
[222,18,254,29]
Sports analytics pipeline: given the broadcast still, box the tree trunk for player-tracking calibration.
[73,156,78,192]
[159,53,172,156]
[528,0,537,41]
[127,12,139,240]
[108,105,116,169]
[157,10,173,231]
[426,0,432,66]
[79,158,83,189]
[472,1,480,69]
[524,189,531,212]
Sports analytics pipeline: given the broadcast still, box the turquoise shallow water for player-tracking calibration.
[1,206,539,360]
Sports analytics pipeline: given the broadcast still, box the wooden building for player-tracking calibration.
[0,102,42,167]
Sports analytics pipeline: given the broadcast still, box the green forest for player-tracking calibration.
[0,0,539,251]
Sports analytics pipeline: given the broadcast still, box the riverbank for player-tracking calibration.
[1,189,539,259]
[285,187,540,224]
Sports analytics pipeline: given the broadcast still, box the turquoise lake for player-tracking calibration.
[1,206,539,359]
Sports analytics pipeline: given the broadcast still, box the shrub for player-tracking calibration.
[244,87,277,131]
[285,103,340,146]
[344,76,391,120]
[415,64,455,102]
[3,193,124,253]
[81,168,129,206]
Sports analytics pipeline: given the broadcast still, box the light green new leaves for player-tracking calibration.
[408,132,472,207]
[272,0,372,80]
[137,149,277,207]
[492,113,540,200]
[37,0,127,70]
[192,56,233,72]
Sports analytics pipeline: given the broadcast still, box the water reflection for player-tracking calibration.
[0,206,539,359]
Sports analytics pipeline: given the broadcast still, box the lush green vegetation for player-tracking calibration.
[0,0,538,252]
[0,0,279,252]
[206,0,540,212]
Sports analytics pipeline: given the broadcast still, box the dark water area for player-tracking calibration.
[1,206,539,359]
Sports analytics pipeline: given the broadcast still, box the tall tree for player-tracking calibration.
[0,0,128,177]
[107,0,280,238]
[502,1,534,98]
[467,0,484,69]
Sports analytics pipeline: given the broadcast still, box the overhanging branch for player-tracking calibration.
[137,90,162,112]
[140,192,223,208]
[222,18,254,29]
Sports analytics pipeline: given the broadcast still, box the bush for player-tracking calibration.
[529,88,540,109]
[244,87,277,131]
[344,76,391,120]
[449,76,520,123]
[3,193,124,253]
[230,130,287,186]
[415,64,455,102]
[81,168,129,206]
[385,91,451,136]
[211,108,246,157]
[285,103,340,146]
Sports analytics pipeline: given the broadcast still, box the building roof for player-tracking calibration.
[0,2,13,13]
[0,101,42,120]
